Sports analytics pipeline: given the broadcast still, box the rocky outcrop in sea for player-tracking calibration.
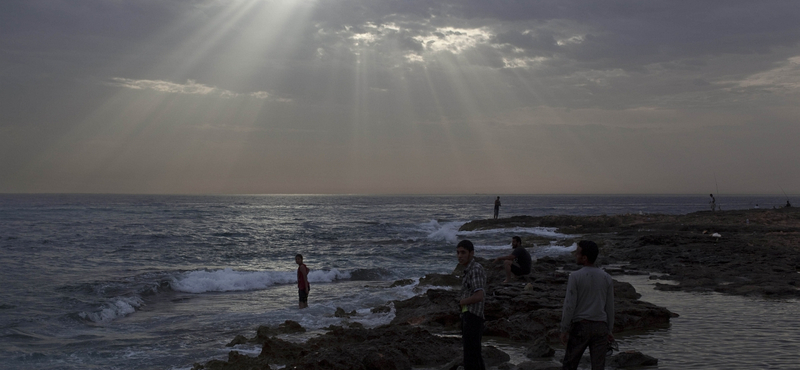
[193,207,799,369]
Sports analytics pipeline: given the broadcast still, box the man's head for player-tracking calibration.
[574,240,599,265]
[512,236,522,248]
[295,254,303,265]
[456,240,475,266]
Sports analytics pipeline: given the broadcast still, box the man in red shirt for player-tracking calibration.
[296,254,310,309]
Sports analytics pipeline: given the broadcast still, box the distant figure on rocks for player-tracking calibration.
[560,240,615,370]
[709,194,716,212]
[494,236,533,283]
[456,240,486,370]
[786,200,792,208]
[493,196,501,219]
[296,254,310,309]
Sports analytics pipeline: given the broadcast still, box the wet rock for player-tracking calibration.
[253,320,306,344]
[389,289,461,328]
[484,315,547,341]
[324,322,365,330]
[513,362,562,370]
[613,281,641,300]
[259,336,307,363]
[191,350,270,370]
[390,279,415,287]
[610,351,658,367]
[525,337,555,358]
[287,325,460,369]
[226,335,248,347]
[418,273,460,287]
[371,305,392,314]
[440,346,511,370]
[334,307,357,318]
[483,345,512,368]
[362,349,412,370]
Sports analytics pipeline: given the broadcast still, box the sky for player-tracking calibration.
[1,0,799,195]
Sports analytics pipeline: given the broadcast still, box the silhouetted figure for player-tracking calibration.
[709,194,716,212]
[786,200,792,208]
[296,254,310,309]
[560,240,615,370]
[493,196,501,219]
[494,236,533,283]
[457,240,486,370]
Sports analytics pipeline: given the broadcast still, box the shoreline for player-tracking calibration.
[460,207,800,298]
[192,207,799,370]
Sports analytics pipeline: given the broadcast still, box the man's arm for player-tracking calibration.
[494,254,515,261]
[559,275,577,344]
[302,266,310,290]
[459,289,484,306]
[460,264,487,305]
[605,276,615,334]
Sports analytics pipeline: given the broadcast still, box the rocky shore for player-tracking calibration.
[192,207,799,370]
[461,207,800,298]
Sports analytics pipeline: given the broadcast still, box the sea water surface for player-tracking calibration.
[0,194,796,369]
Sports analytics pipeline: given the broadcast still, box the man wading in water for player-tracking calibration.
[296,254,310,309]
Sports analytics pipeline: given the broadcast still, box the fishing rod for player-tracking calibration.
[713,173,720,211]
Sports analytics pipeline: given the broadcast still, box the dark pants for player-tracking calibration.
[461,312,485,370]
[562,321,608,370]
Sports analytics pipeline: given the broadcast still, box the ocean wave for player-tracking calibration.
[169,268,350,294]
[475,241,577,258]
[458,226,569,239]
[419,219,571,244]
[473,244,513,252]
[420,220,465,244]
[77,296,143,323]
[211,232,250,238]
[536,242,578,258]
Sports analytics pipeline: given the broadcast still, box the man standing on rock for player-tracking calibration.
[296,254,310,309]
[493,196,501,219]
[494,236,533,283]
[457,240,486,370]
[560,240,614,370]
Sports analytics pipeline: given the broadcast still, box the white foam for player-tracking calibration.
[419,220,571,244]
[535,242,577,258]
[421,220,465,244]
[474,243,512,252]
[79,296,143,323]
[170,268,350,294]
[459,226,570,239]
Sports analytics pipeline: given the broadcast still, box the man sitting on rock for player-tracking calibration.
[494,236,533,284]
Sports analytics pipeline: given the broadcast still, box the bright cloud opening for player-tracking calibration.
[108,78,275,100]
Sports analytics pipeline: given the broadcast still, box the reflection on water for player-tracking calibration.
[616,275,800,370]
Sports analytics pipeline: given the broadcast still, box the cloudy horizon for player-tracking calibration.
[2,0,799,195]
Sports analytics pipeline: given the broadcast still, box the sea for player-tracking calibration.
[0,194,797,370]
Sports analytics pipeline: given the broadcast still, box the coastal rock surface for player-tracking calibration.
[191,207,800,369]
[461,208,800,298]
[195,252,674,369]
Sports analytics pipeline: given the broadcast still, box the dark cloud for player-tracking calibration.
[2,0,800,193]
